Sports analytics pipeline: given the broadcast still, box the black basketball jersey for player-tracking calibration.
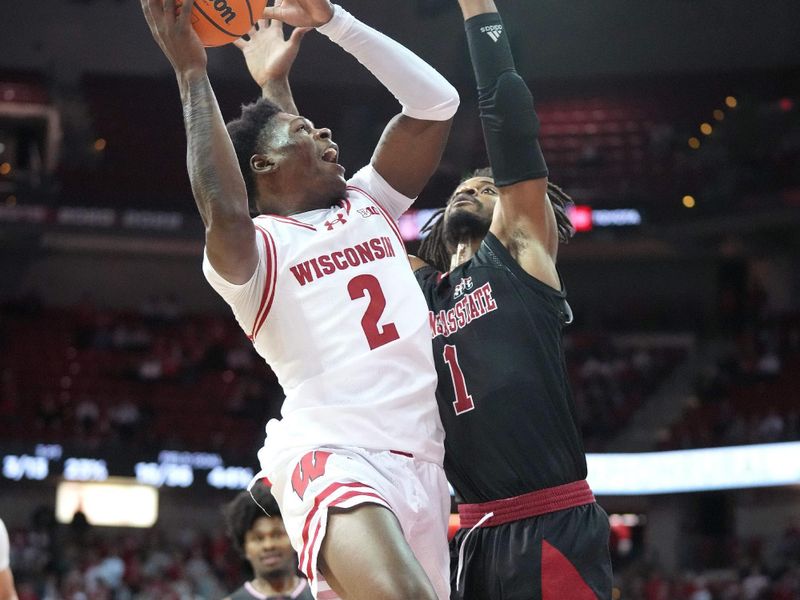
[415,232,587,504]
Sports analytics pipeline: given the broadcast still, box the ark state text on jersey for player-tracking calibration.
[289,236,398,286]
[429,281,498,339]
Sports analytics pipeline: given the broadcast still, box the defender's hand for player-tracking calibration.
[263,0,334,28]
[234,9,311,87]
[141,0,207,75]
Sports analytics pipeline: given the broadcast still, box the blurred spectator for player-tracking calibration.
[741,565,770,600]
[35,394,63,434]
[225,342,254,374]
[108,398,141,442]
[74,396,99,436]
[221,486,312,600]
[84,550,125,596]
[756,408,784,442]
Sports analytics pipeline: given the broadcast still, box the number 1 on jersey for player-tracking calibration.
[443,344,474,415]
[348,274,400,351]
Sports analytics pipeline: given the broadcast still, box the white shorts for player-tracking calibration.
[261,446,451,600]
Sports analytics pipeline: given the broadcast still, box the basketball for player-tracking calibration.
[187,0,266,47]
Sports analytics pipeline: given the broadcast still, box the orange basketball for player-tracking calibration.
[188,0,266,47]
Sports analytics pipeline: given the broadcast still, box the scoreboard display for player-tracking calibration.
[1,443,255,491]
[5,441,799,495]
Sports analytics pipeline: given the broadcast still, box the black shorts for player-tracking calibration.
[449,503,612,600]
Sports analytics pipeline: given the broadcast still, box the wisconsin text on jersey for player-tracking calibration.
[429,279,498,338]
[289,236,397,286]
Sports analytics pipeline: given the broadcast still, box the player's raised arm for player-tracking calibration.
[235,10,311,115]
[459,0,573,289]
[266,0,460,199]
[141,0,257,285]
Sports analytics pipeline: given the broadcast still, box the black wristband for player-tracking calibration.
[464,12,515,91]
[465,12,548,186]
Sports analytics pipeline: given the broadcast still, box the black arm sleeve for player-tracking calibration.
[465,12,548,187]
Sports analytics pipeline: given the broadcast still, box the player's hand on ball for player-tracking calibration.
[263,0,334,29]
[141,0,207,75]
[235,8,311,86]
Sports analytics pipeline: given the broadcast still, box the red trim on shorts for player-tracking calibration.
[390,450,414,458]
[457,480,595,529]
[346,185,406,249]
[302,489,387,581]
[249,226,278,341]
[541,540,598,600]
[299,481,388,582]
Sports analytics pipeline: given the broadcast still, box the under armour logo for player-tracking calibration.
[480,24,503,42]
[324,213,348,230]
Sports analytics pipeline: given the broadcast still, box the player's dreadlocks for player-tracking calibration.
[417,207,450,273]
[417,168,576,273]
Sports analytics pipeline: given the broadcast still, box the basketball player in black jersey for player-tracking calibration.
[223,485,313,600]
[410,0,613,598]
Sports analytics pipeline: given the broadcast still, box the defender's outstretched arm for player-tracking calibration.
[235,11,310,114]
[459,0,563,289]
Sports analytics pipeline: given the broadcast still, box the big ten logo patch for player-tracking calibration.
[291,450,332,500]
[454,277,473,299]
[358,206,380,219]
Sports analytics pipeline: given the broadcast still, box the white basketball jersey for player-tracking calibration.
[203,165,444,477]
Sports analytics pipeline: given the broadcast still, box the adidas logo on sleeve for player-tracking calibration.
[480,24,503,42]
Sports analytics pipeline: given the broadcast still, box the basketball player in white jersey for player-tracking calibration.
[140,0,459,598]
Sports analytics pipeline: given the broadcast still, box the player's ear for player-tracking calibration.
[250,153,278,174]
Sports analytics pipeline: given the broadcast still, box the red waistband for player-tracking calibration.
[457,480,595,529]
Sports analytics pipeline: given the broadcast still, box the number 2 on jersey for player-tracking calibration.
[348,274,400,350]
[443,344,475,414]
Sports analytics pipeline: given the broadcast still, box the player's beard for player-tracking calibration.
[444,208,491,252]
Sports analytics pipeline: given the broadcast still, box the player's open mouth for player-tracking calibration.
[321,147,339,164]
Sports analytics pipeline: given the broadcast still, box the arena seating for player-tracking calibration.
[6,513,799,599]
[54,74,712,211]
[566,333,688,451]
[6,518,239,599]
[0,303,273,460]
[662,314,800,449]
[0,302,688,458]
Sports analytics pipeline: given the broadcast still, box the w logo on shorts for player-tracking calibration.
[291,451,332,500]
